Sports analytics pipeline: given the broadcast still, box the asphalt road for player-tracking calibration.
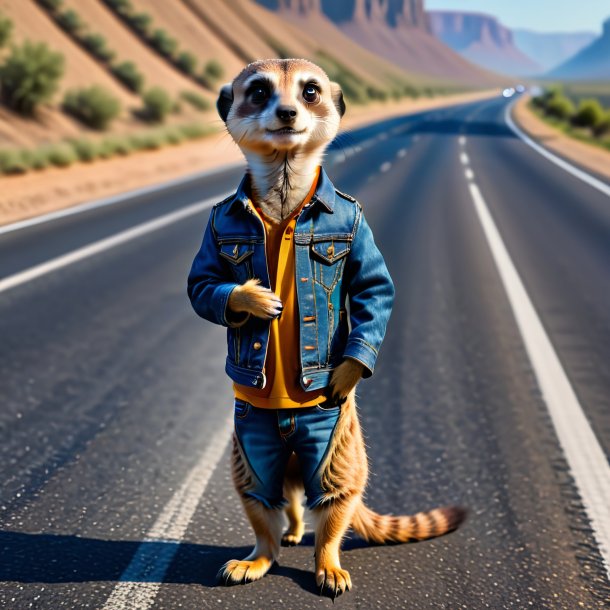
[1,96,609,609]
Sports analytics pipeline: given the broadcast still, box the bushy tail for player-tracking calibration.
[350,501,466,544]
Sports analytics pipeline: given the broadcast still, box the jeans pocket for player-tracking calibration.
[234,400,251,419]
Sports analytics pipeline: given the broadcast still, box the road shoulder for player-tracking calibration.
[512,95,610,183]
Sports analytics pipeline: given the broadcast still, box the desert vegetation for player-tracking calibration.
[532,87,610,149]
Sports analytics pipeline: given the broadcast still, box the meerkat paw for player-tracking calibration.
[228,279,283,320]
[281,524,304,546]
[217,557,274,586]
[316,566,352,599]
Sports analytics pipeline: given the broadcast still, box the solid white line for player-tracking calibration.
[0,192,232,294]
[0,162,244,236]
[460,152,469,165]
[459,136,467,146]
[468,180,610,576]
[380,162,392,173]
[505,101,610,198]
[465,168,475,180]
[102,414,234,610]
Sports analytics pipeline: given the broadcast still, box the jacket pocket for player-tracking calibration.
[219,242,255,283]
[310,239,350,291]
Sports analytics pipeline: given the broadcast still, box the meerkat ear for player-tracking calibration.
[330,82,346,118]
[216,83,234,123]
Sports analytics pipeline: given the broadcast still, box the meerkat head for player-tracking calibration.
[217,58,345,155]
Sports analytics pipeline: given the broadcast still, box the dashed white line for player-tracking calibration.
[397,149,407,158]
[464,168,475,180]
[467,179,610,577]
[380,162,392,173]
[460,152,470,165]
[0,192,231,294]
[459,136,467,146]
[101,414,234,610]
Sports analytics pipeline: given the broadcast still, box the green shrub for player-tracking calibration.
[38,0,64,11]
[0,13,13,48]
[129,130,164,150]
[111,60,144,93]
[572,98,605,129]
[176,51,198,77]
[126,12,152,36]
[141,86,172,122]
[180,90,210,111]
[63,85,121,130]
[593,111,610,137]
[545,94,575,120]
[178,122,212,139]
[99,135,132,156]
[366,86,388,101]
[150,29,177,58]
[24,148,51,170]
[0,41,65,115]
[46,143,77,167]
[203,59,224,81]
[0,149,29,174]
[56,9,83,35]
[69,137,100,162]
[104,0,132,15]
[81,33,115,63]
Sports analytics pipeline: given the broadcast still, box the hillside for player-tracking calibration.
[0,0,493,160]
[428,10,541,77]
[512,29,596,73]
[255,0,501,86]
[547,18,610,80]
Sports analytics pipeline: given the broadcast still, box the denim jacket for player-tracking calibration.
[187,168,394,393]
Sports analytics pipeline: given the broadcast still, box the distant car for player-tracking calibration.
[516,84,526,93]
[502,88,516,98]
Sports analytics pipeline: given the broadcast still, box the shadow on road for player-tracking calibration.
[0,529,376,590]
[407,119,516,138]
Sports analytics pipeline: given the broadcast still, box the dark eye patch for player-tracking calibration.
[245,79,273,105]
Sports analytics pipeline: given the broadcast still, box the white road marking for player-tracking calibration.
[397,149,407,158]
[0,162,244,236]
[380,162,392,173]
[465,168,475,180]
[460,152,470,165]
[0,192,232,294]
[101,414,234,610]
[505,101,610,199]
[459,136,467,146]
[468,180,610,577]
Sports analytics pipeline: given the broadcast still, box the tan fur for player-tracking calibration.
[219,58,344,223]
[218,59,466,597]
[228,278,282,320]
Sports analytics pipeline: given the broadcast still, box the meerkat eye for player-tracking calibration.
[248,84,270,105]
[303,83,320,104]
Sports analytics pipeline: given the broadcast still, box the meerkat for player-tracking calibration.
[188,58,465,598]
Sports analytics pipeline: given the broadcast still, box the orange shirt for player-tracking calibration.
[233,168,327,408]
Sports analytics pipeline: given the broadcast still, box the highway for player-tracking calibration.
[1,95,609,609]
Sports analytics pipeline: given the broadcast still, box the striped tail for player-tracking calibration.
[350,501,467,544]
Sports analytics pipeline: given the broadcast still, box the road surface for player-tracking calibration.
[1,95,609,609]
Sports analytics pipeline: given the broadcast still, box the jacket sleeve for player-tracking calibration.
[187,210,249,328]
[343,208,395,377]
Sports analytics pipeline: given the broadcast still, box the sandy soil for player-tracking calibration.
[513,95,610,182]
[0,90,498,228]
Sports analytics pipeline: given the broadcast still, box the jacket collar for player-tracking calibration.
[229,167,335,214]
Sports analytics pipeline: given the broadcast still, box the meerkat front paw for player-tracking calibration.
[228,279,283,320]
[217,557,275,585]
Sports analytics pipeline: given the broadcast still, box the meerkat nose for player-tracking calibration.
[276,106,297,123]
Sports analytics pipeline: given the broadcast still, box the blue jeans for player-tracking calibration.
[233,399,341,510]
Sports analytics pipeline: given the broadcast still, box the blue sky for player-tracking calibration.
[425,0,608,34]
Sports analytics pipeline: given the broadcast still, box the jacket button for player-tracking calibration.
[253,342,262,350]
[327,244,334,257]
[303,377,312,387]
[251,378,258,386]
